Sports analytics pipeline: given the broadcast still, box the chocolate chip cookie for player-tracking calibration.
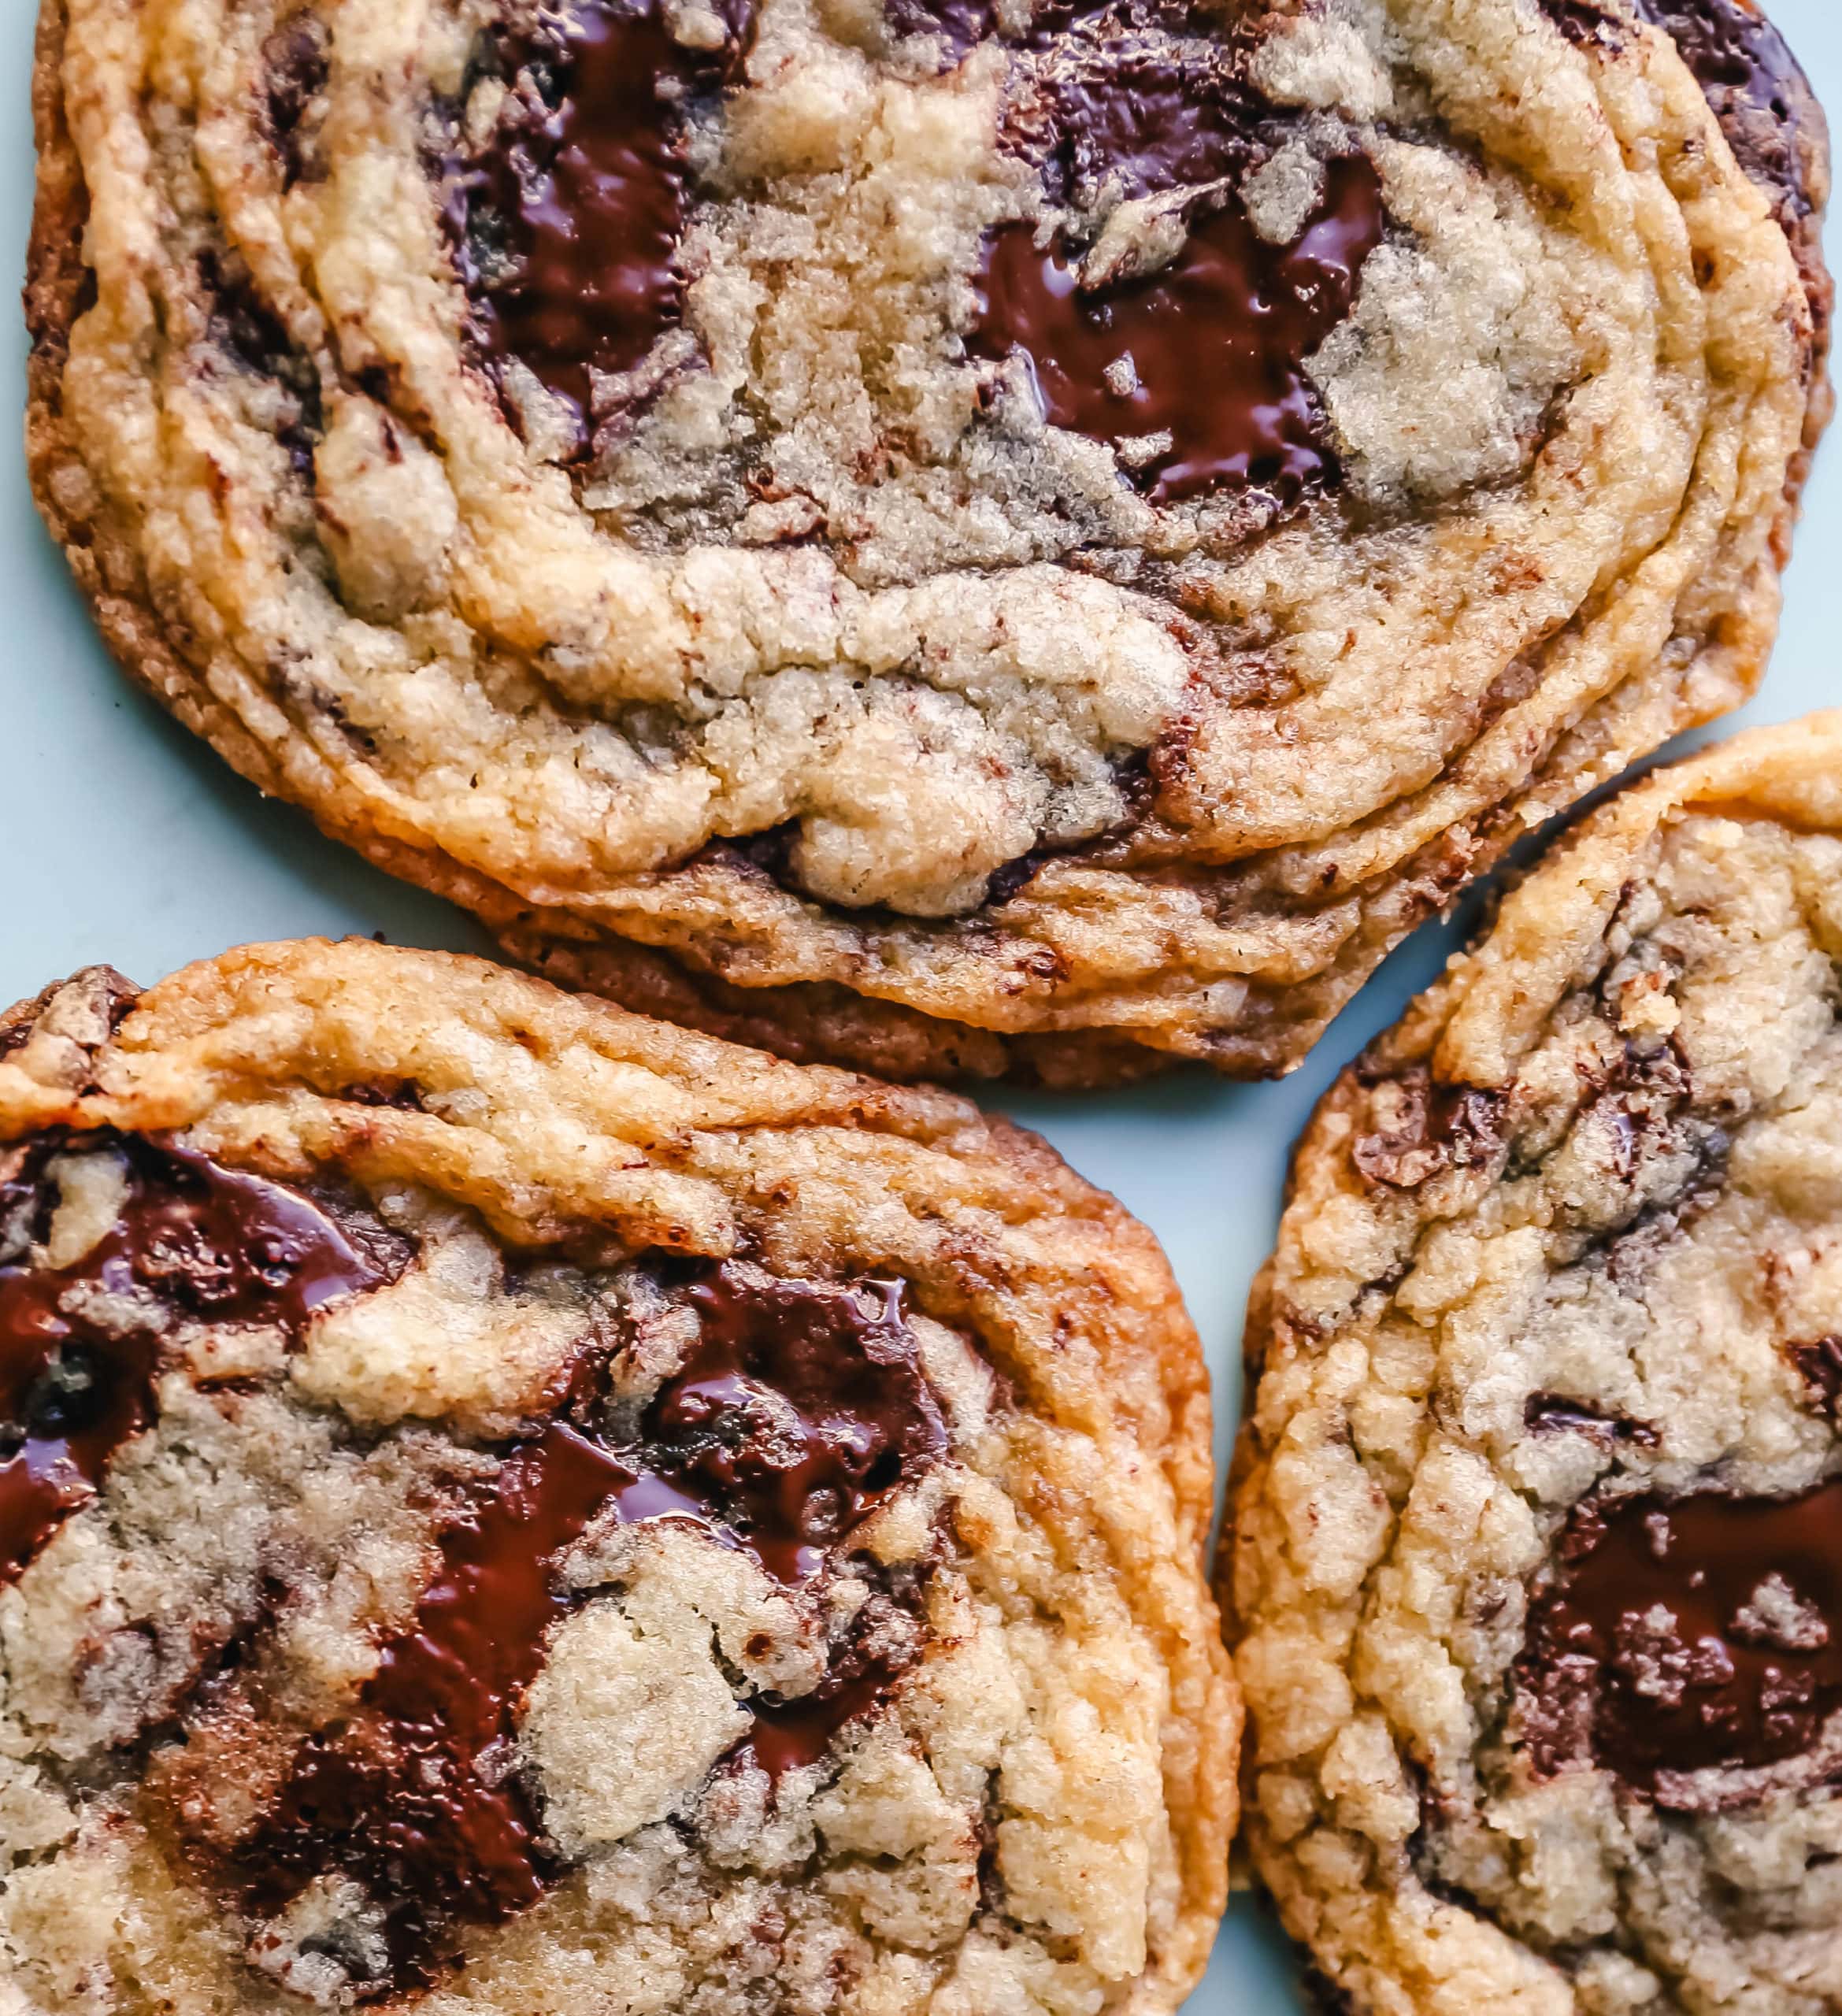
[1228,710,1842,2014]
[25,0,1829,1084]
[0,942,1232,2012]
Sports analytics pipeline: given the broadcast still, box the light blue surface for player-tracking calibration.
[2,7,1840,2003]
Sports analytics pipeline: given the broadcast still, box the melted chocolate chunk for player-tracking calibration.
[1524,1395,1659,1447]
[1517,1481,1842,1803]
[1539,0,1629,44]
[1349,1065,1507,1191]
[1636,0,1798,112]
[747,1662,897,1777]
[1043,40,1266,208]
[0,1132,398,1584]
[970,155,1384,505]
[236,1425,670,1988]
[454,0,747,440]
[226,1263,946,1996]
[656,1266,948,1581]
[1793,1336,1842,1414]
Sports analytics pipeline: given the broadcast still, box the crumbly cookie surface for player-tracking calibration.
[25,0,1829,1084]
[1228,711,1842,2014]
[0,941,1233,2014]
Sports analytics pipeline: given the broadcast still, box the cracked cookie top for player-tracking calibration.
[0,941,1232,2014]
[26,0,1827,1084]
[1229,711,1842,2014]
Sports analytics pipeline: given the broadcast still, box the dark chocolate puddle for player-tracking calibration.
[1517,1479,1842,1805]
[221,1262,947,1996]
[0,1131,399,1584]
[971,154,1383,504]
[450,0,751,444]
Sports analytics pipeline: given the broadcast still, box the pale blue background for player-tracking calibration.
[2,5,1838,2002]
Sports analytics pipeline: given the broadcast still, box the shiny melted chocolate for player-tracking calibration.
[657,1268,948,1581]
[1040,32,1269,212]
[227,1263,947,1996]
[235,1425,669,1982]
[1793,1336,1842,1414]
[454,0,747,438]
[0,1133,396,1584]
[971,154,1384,504]
[1517,1480,1842,1804]
[1537,0,1626,39]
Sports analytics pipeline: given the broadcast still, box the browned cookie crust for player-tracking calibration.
[25,0,1829,1087]
[0,942,1233,2013]
[1228,712,1842,2014]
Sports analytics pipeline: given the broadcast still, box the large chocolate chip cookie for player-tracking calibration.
[25,0,1829,1083]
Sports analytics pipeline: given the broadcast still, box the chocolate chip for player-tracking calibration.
[230,1424,635,1990]
[982,747,1154,905]
[263,14,331,187]
[0,1132,404,1586]
[647,1266,948,1583]
[981,852,1047,907]
[743,1581,923,1778]
[343,1080,427,1112]
[1524,1395,1659,1447]
[963,3,1384,504]
[1644,0,1821,223]
[1515,1480,1842,1804]
[971,147,1382,506]
[884,0,1001,54]
[1349,1065,1506,1190]
[451,0,751,448]
[1299,1967,1359,2016]
[1037,38,1268,209]
[1542,0,1821,225]
[205,256,306,387]
[1536,0,1628,47]
[1636,2,1801,132]
[218,1262,948,1996]
[1791,1336,1842,1414]
[0,967,139,1067]
[201,253,323,470]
